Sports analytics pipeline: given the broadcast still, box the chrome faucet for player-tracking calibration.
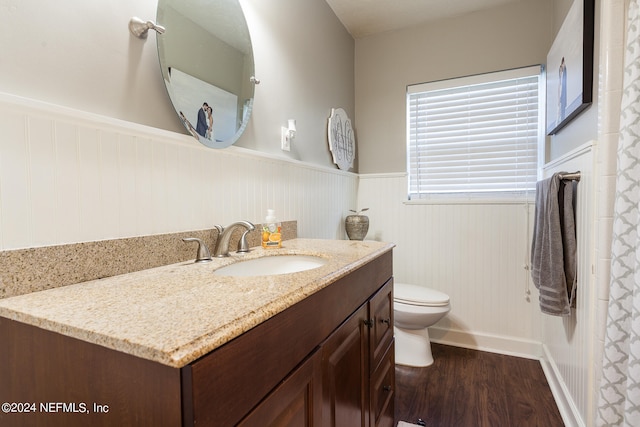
[213,221,255,257]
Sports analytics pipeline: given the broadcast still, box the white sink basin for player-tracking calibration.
[212,255,327,277]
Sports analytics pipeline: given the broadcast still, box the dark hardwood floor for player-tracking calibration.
[394,343,564,427]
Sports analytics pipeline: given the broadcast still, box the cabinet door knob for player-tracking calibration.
[363,319,374,328]
[383,385,392,392]
[380,318,391,325]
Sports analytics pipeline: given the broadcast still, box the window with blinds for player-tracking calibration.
[407,66,543,199]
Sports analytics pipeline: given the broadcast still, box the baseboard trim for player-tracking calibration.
[540,344,584,427]
[428,327,542,360]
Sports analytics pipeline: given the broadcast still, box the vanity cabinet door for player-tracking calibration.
[238,350,323,427]
[321,303,370,427]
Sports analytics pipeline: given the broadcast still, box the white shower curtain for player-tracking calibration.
[596,1,640,425]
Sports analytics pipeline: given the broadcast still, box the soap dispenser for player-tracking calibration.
[262,209,282,248]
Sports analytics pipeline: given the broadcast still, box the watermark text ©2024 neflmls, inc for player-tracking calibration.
[2,401,110,414]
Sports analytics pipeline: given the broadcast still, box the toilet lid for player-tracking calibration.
[395,282,450,307]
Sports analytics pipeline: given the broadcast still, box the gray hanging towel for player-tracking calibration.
[531,172,577,316]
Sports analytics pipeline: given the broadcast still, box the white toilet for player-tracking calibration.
[394,282,451,367]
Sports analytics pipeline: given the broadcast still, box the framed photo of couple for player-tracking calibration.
[167,68,239,148]
[545,0,595,135]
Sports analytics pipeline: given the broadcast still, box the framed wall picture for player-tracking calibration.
[545,0,595,135]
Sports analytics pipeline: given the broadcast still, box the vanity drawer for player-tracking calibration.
[370,342,395,427]
[369,278,394,373]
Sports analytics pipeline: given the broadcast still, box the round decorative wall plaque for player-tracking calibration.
[327,108,356,171]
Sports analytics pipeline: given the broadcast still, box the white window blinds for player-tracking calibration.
[407,66,542,199]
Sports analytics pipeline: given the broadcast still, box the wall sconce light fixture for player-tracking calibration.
[281,119,296,151]
[129,17,166,39]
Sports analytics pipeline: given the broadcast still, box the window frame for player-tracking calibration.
[406,65,545,203]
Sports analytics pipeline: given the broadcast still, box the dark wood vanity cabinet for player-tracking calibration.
[233,276,394,427]
[0,250,394,427]
[368,281,395,427]
[238,350,323,426]
[188,251,394,427]
[320,278,394,427]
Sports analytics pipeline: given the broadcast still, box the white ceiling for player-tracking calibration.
[325,0,522,38]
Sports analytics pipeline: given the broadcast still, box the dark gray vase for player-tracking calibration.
[345,215,369,240]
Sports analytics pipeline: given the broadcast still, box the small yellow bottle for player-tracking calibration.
[262,209,282,248]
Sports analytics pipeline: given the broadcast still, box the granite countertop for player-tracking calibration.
[0,239,394,368]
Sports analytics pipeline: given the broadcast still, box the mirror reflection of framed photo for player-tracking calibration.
[545,0,595,135]
[166,68,240,149]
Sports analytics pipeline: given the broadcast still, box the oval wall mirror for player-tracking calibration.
[157,0,256,149]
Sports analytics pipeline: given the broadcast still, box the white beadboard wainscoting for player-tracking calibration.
[357,173,544,358]
[358,142,596,426]
[0,93,357,251]
[0,92,598,426]
[540,142,596,427]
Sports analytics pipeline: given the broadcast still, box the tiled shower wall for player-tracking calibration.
[592,0,626,425]
[0,93,358,294]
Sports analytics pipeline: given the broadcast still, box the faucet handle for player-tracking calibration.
[237,229,252,253]
[182,238,212,263]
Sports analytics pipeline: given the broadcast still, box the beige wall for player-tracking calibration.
[354,0,554,173]
[547,0,599,160]
[0,0,354,170]
[0,0,360,251]
[0,1,177,132]
[240,0,355,167]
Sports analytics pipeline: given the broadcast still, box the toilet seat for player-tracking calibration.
[395,282,450,307]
